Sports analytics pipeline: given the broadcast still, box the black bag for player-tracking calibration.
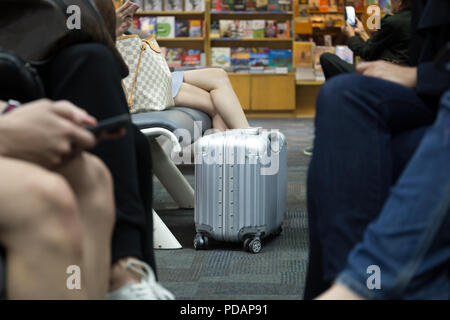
[0,48,45,103]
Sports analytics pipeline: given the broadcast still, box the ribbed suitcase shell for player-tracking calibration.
[194,128,287,252]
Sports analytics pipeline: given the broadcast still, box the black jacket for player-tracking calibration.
[348,8,412,64]
[411,0,450,109]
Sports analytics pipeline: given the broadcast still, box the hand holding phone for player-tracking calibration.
[86,114,130,139]
[345,6,356,27]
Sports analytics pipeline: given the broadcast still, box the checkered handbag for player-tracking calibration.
[117,34,174,113]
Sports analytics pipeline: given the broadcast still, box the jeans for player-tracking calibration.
[304,73,437,299]
[337,91,450,299]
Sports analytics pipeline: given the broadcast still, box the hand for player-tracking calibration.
[342,21,356,38]
[116,0,140,36]
[0,99,98,168]
[356,61,418,88]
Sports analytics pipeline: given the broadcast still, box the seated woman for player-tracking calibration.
[116,0,249,131]
[320,0,411,79]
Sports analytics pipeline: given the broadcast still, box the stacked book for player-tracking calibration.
[211,19,290,39]
[134,17,203,38]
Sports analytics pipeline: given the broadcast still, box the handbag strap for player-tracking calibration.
[126,42,147,108]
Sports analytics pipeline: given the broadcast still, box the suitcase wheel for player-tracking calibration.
[194,234,208,250]
[244,237,262,254]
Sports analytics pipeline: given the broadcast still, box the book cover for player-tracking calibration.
[234,0,246,11]
[293,41,313,68]
[164,0,183,11]
[132,17,140,30]
[256,0,268,11]
[252,19,266,38]
[188,20,202,37]
[278,0,291,11]
[166,48,183,67]
[267,0,279,11]
[308,0,320,11]
[231,20,242,38]
[335,45,354,64]
[276,20,290,38]
[175,21,189,37]
[269,49,292,71]
[213,0,222,11]
[265,20,277,38]
[328,0,338,12]
[156,16,175,38]
[249,48,269,67]
[185,0,205,11]
[140,17,157,36]
[240,20,253,38]
[211,47,231,68]
[144,0,162,10]
[182,49,201,66]
[219,20,234,38]
[210,20,220,38]
[245,0,257,11]
[221,0,235,11]
[319,0,328,12]
[231,47,250,66]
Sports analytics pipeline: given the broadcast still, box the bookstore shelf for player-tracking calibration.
[211,38,292,42]
[135,11,205,17]
[296,80,324,85]
[156,37,205,41]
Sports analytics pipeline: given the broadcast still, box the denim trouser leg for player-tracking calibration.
[337,91,450,299]
[304,74,436,299]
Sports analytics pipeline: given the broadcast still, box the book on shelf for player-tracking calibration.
[189,20,202,37]
[234,0,246,11]
[132,17,141,30]
[184,0,205,11]
[210,21,220,38]
[219,20,234,38]
[221,0,234,11]
[144,0,162,11]
[278,0,291,11]
[252,20,266,38]
[249,48,270,67]
[256,0,268,11]
[276,20,290,38]
[269,49,292,71]
[140,17,157,36]
[267,0,279,11]
[335,45,354,64]
[353,0,365,11]
[182,49,202,66]
[308,0,320,11]
[211,47,232,68]
[165,48,184,67]
[265,20,277,38]
[324,34,333,46]
[164,0,183,11]
[175,20,189,37]
[319,0,329,12]
[157,16,175,38]
[231,47,250,67]
[241,20,254,38]
[293,41,313,68]
[245,0,257,11]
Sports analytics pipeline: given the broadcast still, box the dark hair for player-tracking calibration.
[401,0,412,9]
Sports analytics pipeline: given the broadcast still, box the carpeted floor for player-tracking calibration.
[153,119,314,300]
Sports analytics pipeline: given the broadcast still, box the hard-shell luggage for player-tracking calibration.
[194,128,287,253]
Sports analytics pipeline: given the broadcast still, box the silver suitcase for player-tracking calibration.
[194,128,287,253]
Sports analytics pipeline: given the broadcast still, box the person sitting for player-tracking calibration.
[304,0,450,299]
[317,89,450,299]
[0,99,115,299]
[320,0,412,79]
[115,0,250,131]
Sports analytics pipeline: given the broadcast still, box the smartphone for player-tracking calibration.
[345,6,356,27]
[87,114,131,136]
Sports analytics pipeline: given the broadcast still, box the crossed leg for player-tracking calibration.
[174,68,249,130]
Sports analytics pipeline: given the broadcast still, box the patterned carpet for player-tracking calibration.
[153,119,314,300]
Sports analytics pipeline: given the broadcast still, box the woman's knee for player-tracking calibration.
[208,68,231,88]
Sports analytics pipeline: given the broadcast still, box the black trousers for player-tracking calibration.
[320,52,356,80]
[37,43,156,270]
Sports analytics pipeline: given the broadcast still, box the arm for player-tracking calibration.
[348,17,395,61]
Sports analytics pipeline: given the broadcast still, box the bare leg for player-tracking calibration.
[174,82,228,131]
[0,157,86,299]
[180,68,249,129]
[55,153,115,299]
